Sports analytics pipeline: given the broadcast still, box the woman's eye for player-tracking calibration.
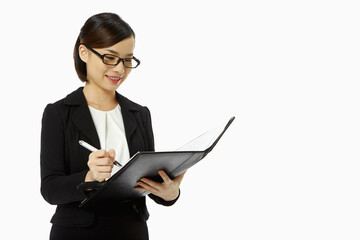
[105,56,116,61]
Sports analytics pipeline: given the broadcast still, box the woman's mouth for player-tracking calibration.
[106,75,122,84]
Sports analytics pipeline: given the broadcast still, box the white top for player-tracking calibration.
[88,104,130,176]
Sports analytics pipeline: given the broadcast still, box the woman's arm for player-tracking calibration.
[40,104,88,205]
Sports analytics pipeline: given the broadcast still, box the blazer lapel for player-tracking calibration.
[121,107,137,141]
[116,93,145,157]
[64,87,144,156]
[72,103,101,149]
[65,87,101,149]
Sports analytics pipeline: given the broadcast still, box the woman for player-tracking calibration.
[40,12,185,240]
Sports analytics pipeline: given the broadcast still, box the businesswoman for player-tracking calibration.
[40,12,185,240]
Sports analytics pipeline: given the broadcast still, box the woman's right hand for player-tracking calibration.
[85,149,116,182]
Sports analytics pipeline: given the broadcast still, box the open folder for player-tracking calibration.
[77,116,235,208]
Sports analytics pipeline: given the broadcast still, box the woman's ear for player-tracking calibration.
[78,45,89,63]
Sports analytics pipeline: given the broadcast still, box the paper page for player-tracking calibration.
[176,126,224,152]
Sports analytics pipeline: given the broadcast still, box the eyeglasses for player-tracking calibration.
[82,44,140,68]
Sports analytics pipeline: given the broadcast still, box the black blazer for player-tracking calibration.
[40,87,178,227]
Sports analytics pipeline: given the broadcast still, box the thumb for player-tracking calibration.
[108,149,116,159]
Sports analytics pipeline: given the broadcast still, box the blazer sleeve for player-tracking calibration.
[40,104,88,205]
[142,107,181,206]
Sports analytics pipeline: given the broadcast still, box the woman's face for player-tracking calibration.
[80,36,135,93]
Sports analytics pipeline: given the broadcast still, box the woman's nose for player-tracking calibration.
[113,61,125,74]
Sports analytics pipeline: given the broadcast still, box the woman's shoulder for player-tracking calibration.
[116,92,150,113]
[47,87,87,106]
[42,87,84,116]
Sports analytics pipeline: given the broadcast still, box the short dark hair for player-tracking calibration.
[73,13,135,82]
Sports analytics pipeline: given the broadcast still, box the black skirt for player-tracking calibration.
[49,207,149,240]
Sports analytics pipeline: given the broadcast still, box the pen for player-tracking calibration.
[79,140,122,167]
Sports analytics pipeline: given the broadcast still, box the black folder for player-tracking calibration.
[78,117,235,208]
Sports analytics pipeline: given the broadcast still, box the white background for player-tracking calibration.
[1,0,359,239]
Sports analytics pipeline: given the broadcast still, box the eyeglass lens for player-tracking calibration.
[103,55,137,68]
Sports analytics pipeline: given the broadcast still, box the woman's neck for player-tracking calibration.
[83,82,118,111]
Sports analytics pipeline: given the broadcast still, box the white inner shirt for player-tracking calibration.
[88,104,130,176]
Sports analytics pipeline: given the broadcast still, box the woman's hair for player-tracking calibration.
[74,12,135,82]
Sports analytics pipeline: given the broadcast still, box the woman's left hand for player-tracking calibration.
[135,170,186,201]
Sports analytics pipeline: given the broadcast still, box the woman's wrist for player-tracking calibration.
[163,189,180,201]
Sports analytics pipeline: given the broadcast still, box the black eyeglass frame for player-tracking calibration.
[81,44,141,68]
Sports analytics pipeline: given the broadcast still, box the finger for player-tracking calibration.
[91,149,108,158]
[108,149,116,159]
[139,177,161,191]
[134,186,146,191]
[158,170,171,184]
[134,186,151,193]
[96,166,113,173]
[135,181,158,194]
[96,157,114,166]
